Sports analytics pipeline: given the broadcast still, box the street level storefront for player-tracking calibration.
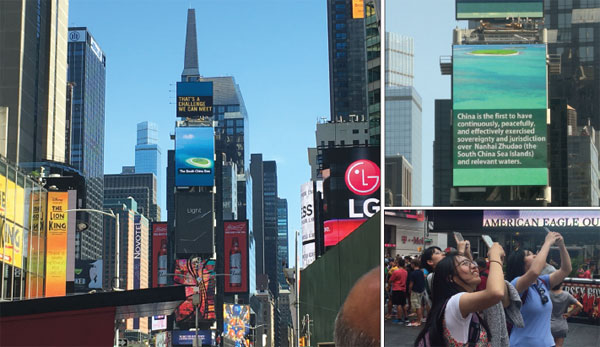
[0,158,48,300]
[384,210,447,257]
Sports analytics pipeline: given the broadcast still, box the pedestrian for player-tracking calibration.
[583,263,596,279]
[550,281,583,347]
[414,243,507,347]
[385,260,399,320]
[388,258,409,323]
[506,231,572,347]
[407,258,426,327]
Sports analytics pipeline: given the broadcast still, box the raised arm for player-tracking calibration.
[514,232,558,293]
[459,243,506,317]
[457,240,473,261]
[549,234,572,288]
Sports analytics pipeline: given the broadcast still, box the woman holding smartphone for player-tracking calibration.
[506,231,572,347]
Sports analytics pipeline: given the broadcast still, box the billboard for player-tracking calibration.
[452,44,548,186]
[224,221,249,293]
[174,259,216,322]
[175,193,214,255]
[172,330,214,346]
[175,127,215,187]
[176,81,213,118]
[152,222,168,288]
[223,304,250,347]
[152,315,167,331]
[0,174,25,270]
[45,191,69,297]
[301,182,315,243]
[352,0,365,18]
[74,259,102,292]
[133,215,142,290]
[322,147,381,220]
[456,0,544,19]
[302,242,316,267]
[483,210,600,228]
[324,219,368,247]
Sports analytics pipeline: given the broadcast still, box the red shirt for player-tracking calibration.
[389,268,408,291]
[583,269,592,279]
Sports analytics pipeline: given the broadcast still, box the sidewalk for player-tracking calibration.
[384,319,600,347]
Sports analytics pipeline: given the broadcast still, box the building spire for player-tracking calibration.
[181,8,200,81]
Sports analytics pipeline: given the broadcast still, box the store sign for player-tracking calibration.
[401,236,424,245]
[68,30,86,42]
[345,160,380,196]
[483,210,600,228]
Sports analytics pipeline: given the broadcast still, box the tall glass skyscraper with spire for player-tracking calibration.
[135,121,161,211]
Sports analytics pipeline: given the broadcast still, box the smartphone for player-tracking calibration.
[481,235,494,248]
[543,227,551,234]
[453,231,464,242]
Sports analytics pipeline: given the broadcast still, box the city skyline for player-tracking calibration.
[69,0,330,264]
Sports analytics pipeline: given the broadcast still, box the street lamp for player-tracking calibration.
[65,208,120,290]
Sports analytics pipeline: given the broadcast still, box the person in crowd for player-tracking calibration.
[577,264,586,278]
[475,258,489,292]
[407,258,426,327]
[334,267,380,347]
[506,231,572,347]
[583,263,596,279]
[550,281,583,347]
[385,260,399,320]
[388,258,409,323]
[414,243,507,347]
[421,246,446,317]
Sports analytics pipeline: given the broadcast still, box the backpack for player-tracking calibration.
[417,299,483,347]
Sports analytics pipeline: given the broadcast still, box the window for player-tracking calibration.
[353,140,359,145]
[340,140,345,146]
[579,27,594,42]
[558,0,572,9]
[335,14,345,20]
[336,52,346,58]
[335,32,347,40]
[336,42,347,50]
[335,23,345,30]
[558,13,571,28]
[328,141,335,148]
[579,46,594,62]
[352,129,359,134]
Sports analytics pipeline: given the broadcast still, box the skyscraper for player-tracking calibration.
[385,33,422,206]
[135,121,162,213]
[326,0,367,121]
[104,172,160,222]
[67,27,106,260]
[0,0,69,164]
[277,198,288,290]
[366,0,381,144]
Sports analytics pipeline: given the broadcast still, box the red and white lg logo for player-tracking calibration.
[345,160,380,196]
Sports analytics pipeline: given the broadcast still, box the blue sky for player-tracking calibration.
[69,0,330,265]
[386,1,465,205]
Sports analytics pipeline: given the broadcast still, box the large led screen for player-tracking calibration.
[175,193,214,255]
[176,81,213,118]
[224,221,249,293]
[174,259,216,323]
[452,44,548,186]
[223,304,250,347]
[175,126,215,187]
[456,0,543,19]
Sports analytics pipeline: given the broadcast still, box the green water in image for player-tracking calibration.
[453,44,547,110]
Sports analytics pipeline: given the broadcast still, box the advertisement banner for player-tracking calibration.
[175,127,215,187]
[324,219,368,247]
[176,81,213,119]
[152,222,168,288]
[452,44,548,186]
[134,215,142,290]
[152,315,168,331]
[223,304,250,347]
[74,259,103,292]
[483,210,600,228]
[456,0,544,20]
[301,182,315,243]
[172,330,213,346]
[563,281,600,323]
[302,242,316,268]
[45,192,69,297]
[352,0,365,18]
[322,147,381,220]
[224,221,248,293]
[175,193,214,255]
[0,174,25,269]
[174,259,216,322]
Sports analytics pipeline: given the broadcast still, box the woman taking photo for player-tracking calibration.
[415,243,507,346]
[506,231,572,347]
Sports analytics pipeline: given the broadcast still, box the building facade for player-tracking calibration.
[135,121,162,213]
[277,198,288,290]
[0,0,69,164]
[104,172,160,222]
[67,27,106,260]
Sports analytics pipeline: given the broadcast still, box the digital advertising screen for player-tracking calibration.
[174,259,216,323]
[224,221,248,293]
[175,126,215,187]
[456,0,544,19]
[452,44,548,187]
[175,193,214,255]
[223,304,251,347]
[152,222,168,288]
[324,219,368,247]
[74,259,102,292]
[176,81,213,118]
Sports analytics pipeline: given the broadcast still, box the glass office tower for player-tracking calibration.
[135,121,162,213]
[67,27,106,260]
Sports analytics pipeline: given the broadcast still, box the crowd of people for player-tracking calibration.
[385,231,590,347]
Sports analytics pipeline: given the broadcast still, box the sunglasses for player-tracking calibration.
[534,283,549,305]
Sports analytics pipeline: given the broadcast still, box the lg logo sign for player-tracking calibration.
[345,160,380,195]
[345,160,380,218]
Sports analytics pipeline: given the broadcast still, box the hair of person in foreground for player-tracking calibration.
[334,266,380,347]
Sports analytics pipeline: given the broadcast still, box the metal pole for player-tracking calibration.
[115,212,119,289]
[295,230,300,347]
[195,303,199,347]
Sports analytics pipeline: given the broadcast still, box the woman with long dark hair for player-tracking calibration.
[506,231,572,347]
[415,243,506,347]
